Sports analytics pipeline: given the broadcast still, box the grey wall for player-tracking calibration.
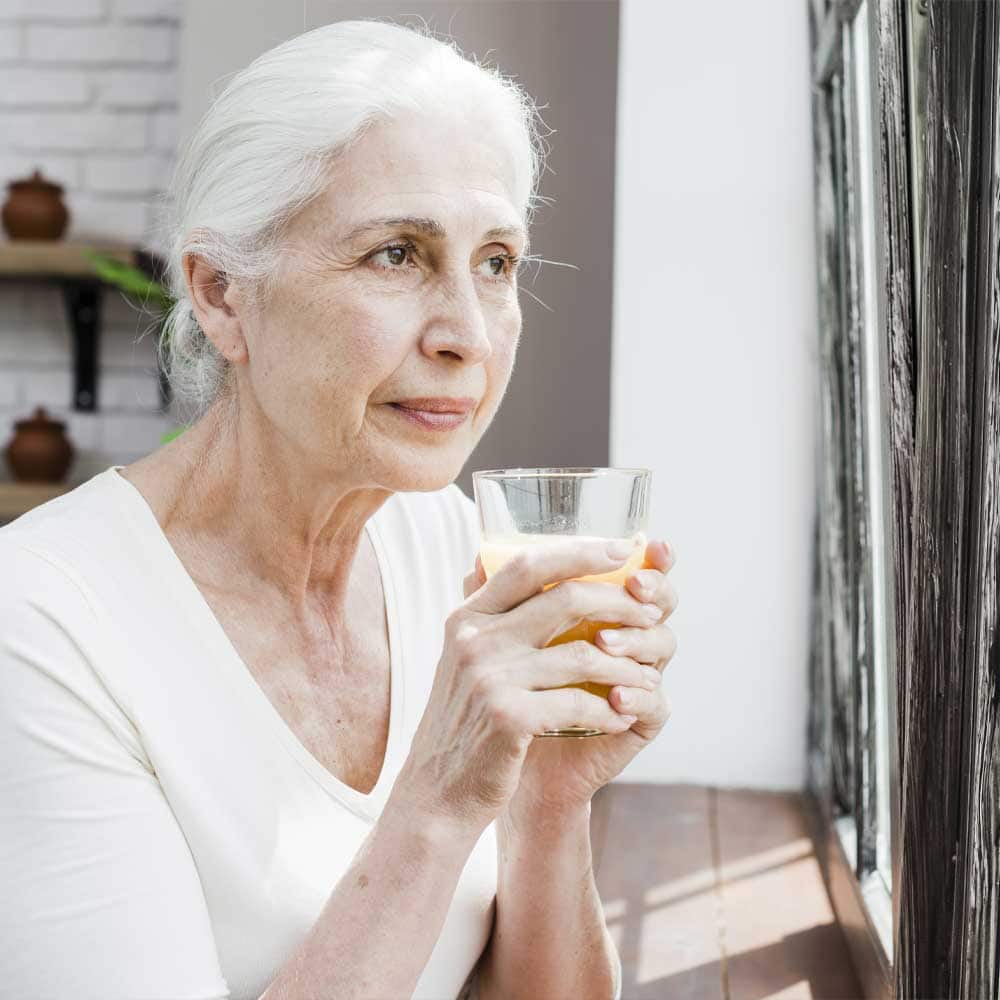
[178,0,618,495]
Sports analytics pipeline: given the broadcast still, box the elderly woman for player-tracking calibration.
[0,20,677,1000]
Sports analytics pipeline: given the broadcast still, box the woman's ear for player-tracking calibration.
[183,253,249,365]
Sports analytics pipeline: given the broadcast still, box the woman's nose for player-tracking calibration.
[420,274,493,364]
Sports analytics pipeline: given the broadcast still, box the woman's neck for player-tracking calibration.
[120,399,392,612]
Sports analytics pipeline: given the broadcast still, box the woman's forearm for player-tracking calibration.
[260,789,481,1000]
[476,801,618,1000]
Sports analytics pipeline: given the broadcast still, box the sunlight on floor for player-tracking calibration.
[762,980,815,999]
[593,786,863,998]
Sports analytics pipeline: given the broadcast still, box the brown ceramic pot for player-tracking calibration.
[4,407,75,483]
[1,169,70,240]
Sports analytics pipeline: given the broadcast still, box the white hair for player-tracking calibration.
[156,18,549,421]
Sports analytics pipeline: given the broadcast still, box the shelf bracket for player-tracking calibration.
[61,279,101,412]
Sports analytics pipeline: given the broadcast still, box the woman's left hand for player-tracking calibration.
[462,538,678,823]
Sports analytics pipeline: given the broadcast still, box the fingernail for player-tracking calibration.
[642,603,661,621]
[643,666,662,685]
[600,629,625,648]
[618,689,634,708]
[621,714,638,726]
[607,539,633,560]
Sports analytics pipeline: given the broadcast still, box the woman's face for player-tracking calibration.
[231,112,526,493]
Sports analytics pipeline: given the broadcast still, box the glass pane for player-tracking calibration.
[850,0,894,892]
[827,67,857,824]
[839,17,877,880]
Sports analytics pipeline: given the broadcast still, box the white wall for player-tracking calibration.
[0,0,181,481]
[611,0,817,790]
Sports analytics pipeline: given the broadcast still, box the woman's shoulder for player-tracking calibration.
[0,493,149,767]
[0,468,152,678]
[0,468,134,672]
[0,466,131,572]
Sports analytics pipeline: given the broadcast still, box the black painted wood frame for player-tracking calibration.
[808,0,1000,997]
[896,1,1000,997]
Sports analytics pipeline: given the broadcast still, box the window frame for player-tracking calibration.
[810,1,1000,997]
[805,1,915,997]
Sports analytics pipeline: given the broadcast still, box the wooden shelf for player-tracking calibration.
[0,480,75,522]
[0,239,142,413]
[0,239,134,277]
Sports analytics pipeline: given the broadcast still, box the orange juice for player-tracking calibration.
[479,533,646,700]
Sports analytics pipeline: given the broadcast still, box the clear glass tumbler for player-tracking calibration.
[471,467,651,737]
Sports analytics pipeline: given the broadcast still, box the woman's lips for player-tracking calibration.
[388,402,472,431]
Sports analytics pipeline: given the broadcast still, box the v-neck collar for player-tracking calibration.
[103,465,406,822]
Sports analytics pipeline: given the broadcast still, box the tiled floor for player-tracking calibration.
[591,785,863,1000]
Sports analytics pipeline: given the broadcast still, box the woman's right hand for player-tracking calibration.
[393,538,665,839]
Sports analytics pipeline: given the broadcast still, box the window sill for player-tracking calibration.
[804,795,893,1000]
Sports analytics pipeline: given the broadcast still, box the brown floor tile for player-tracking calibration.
[715,788,863,1000]
[593,784,724,999]
[593,785,864,1000]
[715,789,811,864]
[724,924,864,999]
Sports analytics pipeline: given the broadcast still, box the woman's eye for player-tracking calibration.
[372,244,414,269]
[482,254,518,280]
[370,244,517,281]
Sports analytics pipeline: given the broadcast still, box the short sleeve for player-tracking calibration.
[0,541,230,1000]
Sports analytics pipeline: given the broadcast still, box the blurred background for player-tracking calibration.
[0,1,815,795]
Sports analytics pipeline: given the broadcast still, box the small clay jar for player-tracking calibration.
[1,169,70,240]
[4,407,75,483]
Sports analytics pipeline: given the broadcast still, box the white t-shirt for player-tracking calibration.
[0,465,623,1000]
[0,466,497,1000]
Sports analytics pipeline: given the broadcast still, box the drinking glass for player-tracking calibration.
[471,467,651,737]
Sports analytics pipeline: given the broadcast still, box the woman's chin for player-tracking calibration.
[379,447,469,493]
[394,462,466,493]
[370,417,479,491]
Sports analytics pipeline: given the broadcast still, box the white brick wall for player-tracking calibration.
[24,24,176,64]
[2,111,149,151]
[0,25,23,60]
[0,68,92,106]
[0,0,105,19]
[85,152,166,193]
[0,0,181,483]
[0,151,81,189]
[113,0,180,22]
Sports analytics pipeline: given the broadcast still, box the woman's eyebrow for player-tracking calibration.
[341,216,527,246]
[482,223,528,245]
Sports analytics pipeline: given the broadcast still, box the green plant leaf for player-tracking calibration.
[84,251,174,310]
